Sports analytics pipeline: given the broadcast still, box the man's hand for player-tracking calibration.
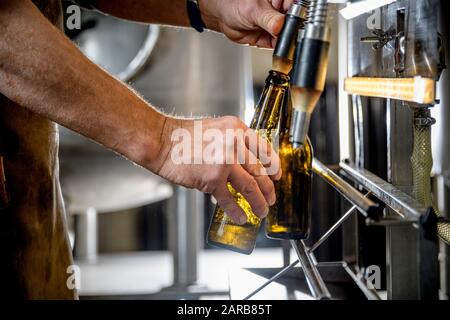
[199,0,295,48]
[148,116,282,224]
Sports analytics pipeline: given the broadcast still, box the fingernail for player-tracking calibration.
[269,194,276,206]
[239,215,247,225]
[260,207,269,218]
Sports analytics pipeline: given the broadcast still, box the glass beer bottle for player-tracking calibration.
[265,96,313,240]
[206,2,309,254]
[207,71,289,254]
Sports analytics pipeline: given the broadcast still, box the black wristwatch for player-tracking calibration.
[187,0,206,33]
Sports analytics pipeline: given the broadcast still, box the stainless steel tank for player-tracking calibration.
[59,9,252,294]
[131,26,251,290]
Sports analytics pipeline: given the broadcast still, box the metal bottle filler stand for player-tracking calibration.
[240,0,448,300]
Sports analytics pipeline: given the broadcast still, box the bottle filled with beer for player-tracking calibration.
[265,97,313,240]
[206,2,309,254]
[207,71,290,254]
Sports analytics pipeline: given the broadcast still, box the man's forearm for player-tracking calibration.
[0,0,166,170]
[93,0,220,32]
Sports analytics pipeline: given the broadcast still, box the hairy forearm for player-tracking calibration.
[0,0,166,170]
[94,0,220,31]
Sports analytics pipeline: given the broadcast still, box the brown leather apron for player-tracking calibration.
[0,0,76,299]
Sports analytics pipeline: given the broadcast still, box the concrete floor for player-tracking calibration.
[76,248,286,298]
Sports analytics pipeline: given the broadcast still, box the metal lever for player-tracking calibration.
[243,241,332,300]
[312,158,379,218]
[339,160,429,222]
[242,260,300,300]
[291,240,331,300]
[309,193,371,253]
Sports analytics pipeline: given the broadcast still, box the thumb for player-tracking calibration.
[256,9,285,37]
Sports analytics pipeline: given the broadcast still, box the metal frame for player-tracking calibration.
[241,1,441,300]
[242,159,383,300]
[242,154,438,300]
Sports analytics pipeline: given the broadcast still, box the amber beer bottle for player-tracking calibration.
[206,2,308,254]
[207,71,289,254]
[265,95,313,240]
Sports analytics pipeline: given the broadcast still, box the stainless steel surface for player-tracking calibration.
[291,110,311,147]
[74,11,159,82]
[133,27,248,118]
[142,28,250,289]
[273,1,309,70]
[117,26,159,81]
[385,95,439,299]
[312,158,378,216]
[75,207,98,262]
[339,0,399,20]
[340,160,429,221]
[63,23,249,292]
[290,0,330,145]
[61,154,173,261]
[308,0,328,25]
[337,2,359,267]
[339,0,441,299]
[291,240,332,300]
[304,0,330,41]
[167,187,204,287]
[60,154,173,213]
[137,27,248,289]
[352,94,364,167]
[304,25,331,42]
[289,1,309,19]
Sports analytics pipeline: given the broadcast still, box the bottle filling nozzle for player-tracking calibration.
[272,1,309,74]
[290,0,330,147]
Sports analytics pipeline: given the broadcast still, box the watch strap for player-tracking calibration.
[187,0,206,33]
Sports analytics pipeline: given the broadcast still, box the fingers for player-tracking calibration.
[229,165,270,219]
[244,129,282,180]
[282,0,296,12]
[271,36,278,49]
[213,184,247,225]
[270,0,295,12]
[271,0,284,11]
[240,151,277,206]
[255,8,285,36]
[255,32,275,48]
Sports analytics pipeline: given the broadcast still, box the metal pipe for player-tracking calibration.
[242,260,300,300]
[309,193,371,253]
[312,158,378,217]
[272,1,309,75]
[117,25,160,82]
[290,0,330,146]
[291,240,332,300]
[340,160,429,221]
